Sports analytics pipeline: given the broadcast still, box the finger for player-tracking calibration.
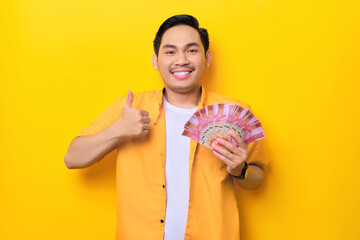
[211,142,236,162]
[213,149,233,166]
[140,110,149,116]
[229,131,247,150]
[142,117,151,124]
[142,124,150,130]
[215,138,240,155]
[139,129,149,136]
[124,90,133,109]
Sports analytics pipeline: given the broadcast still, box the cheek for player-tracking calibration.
[158,63,170,74]
[157,57,170,69]
[193,56,206,68]
[195,64,205,75]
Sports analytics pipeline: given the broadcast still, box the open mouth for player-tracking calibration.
[171,71,193,79]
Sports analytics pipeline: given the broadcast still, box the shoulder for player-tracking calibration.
[99,89,161,122]
[109,89,162,108]
[206,91,251,110]
[133,89,162,101]
[132,89,162,108]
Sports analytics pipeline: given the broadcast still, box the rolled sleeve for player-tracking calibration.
[246,139,270,170]
[76,95,127,137]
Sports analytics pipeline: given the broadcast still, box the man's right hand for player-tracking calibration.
[64,90,151,169]
[117,90,151,138]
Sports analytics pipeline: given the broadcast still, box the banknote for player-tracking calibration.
[182,103,265,149]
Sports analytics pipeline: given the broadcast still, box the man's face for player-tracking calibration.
[152,25,211,94]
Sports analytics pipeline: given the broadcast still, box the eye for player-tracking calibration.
[166,51,175,54]
[188,49,198,53]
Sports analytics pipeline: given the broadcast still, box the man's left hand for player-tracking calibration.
[211,131,248,176]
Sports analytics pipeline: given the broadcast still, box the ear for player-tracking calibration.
[152,53,158,70]
[205,49,212,67]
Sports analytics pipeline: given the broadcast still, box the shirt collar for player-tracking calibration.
[153,85,207,122]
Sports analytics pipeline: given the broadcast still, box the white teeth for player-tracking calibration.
[173,71,190,76]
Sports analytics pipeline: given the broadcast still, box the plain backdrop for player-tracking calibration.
[1,0,359,239]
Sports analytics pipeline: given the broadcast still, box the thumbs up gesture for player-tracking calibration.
[117,90,151,138]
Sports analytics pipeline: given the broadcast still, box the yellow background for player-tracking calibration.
[1,0,359,239]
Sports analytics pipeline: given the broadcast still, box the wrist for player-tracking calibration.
[113,120,128,140]
[231,162,249,180]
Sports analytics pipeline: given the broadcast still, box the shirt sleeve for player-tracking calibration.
[246,139,270,169]
[76,95,127,137]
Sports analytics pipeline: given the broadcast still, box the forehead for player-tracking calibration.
[160,25,202,48]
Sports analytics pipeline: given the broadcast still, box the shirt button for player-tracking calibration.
[162,185,165,188]
[154,123,157,125]
[160,153,163,157]
[160,219,164,223]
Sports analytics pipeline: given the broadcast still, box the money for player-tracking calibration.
[182,103,265,149]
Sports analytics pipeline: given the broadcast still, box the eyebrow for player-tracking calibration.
[162,42,200,49]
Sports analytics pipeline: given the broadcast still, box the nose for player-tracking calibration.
[175,52,190,65]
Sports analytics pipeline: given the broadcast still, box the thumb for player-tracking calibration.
[124,90,133,108]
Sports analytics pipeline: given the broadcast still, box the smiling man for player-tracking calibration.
[65,14,269,240]
[152,24,211,108]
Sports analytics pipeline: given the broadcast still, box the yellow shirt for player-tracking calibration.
[77,86,270,240]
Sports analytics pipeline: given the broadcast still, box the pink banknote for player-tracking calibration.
[182,103,265,149]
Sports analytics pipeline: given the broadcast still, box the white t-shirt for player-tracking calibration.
[163,97,197,240]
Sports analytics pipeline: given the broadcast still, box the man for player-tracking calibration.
[65,14,269,240]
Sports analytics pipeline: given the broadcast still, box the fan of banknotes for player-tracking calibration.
[182,103,265,149]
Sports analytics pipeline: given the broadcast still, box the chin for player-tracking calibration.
[171,84,200,93]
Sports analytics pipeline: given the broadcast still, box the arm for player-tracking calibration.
[64,90,151,169]
[64,121,125,169]
[211,131,265,190]
[233,164,264,190]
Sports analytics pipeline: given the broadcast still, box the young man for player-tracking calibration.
[65,14,269,240]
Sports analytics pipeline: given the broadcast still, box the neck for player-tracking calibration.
[163,86,202,109]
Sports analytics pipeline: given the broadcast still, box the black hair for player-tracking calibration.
[153,14,209,56]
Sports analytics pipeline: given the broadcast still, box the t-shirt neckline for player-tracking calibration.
[163,96,198,114]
